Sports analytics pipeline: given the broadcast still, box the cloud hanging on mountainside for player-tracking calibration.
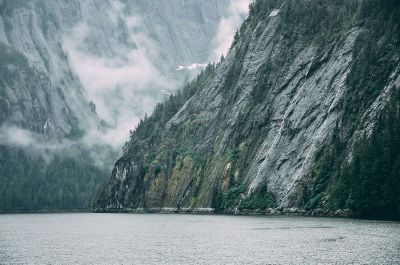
[63,18,174,149]
[209,0,250,62]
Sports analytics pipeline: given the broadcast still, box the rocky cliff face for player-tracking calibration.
[0,0,230,143]
[0,0,231,210]
[0,1,96,141]
[122,0,231,72]
[96,0,400,218]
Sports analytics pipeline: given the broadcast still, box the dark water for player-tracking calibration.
[0,213,399,265]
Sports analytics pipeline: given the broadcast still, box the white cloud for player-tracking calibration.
[60,0,250,151]
[0,123,116,169]
[209,0,251,62]
[63,18,175,150]
[0,1,252,171]
[0,125,36,147]
[176,63,207,71]
[0,124,74,152]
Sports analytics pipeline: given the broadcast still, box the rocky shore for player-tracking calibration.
[94,207,354,218]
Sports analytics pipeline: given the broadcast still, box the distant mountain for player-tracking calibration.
[0,0,233,211]
[96,0,400,220]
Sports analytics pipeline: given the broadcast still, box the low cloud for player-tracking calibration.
[0,123,116,169]
[0,124,37,147]
[176,63,207,71]
[0,124,74,153]
[0,1,250,173]
[209,0,250,62]
[61,1,249,151]
[63,16,175,150]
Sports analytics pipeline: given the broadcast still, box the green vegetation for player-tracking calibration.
[95,63,220,209]
[342,0,400,131]
[303,0,400,219]
[307,91,400,219]
[64,111,85,140]
[336,92,400,219]
[0,146,108,211]
[216,0,400,216]
[97,0,399,218]
[239,184,276,210]
[213,181,276,211]
[213,184,244,211]
[249,0,358,45]
[126,62,217,147]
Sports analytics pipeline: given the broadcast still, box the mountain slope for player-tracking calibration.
[0,0,231,211]
[95,0,400,219]
[121,0,231,72]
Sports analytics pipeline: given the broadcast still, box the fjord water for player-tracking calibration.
[0,214,399,265]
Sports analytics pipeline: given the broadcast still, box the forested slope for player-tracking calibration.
[95,0,400,219]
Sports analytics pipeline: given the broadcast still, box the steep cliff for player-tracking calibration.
[0,0,231,210]
[96,0,400,219]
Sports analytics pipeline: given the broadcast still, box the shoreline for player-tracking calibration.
[0,209,91,214]
[1,207,398,221]
[95,207,354,218]
[94,207,400,221]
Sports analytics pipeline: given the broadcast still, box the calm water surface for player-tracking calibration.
[0,213,399,264]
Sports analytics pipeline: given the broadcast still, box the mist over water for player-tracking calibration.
[1,214,399,265]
